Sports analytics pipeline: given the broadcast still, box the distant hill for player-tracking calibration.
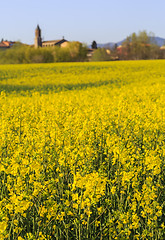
[94,36,165,49]
[150,36,165,46]
[97,42,115,48]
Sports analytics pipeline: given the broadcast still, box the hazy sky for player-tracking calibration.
[1,0,165,45]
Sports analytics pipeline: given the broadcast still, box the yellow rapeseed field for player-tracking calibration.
[0,60,164,239]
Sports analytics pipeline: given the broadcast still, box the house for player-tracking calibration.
[0,40,14,49]
[116,45,123,54]
[87,49,94,58]
[34,25,68,48]
[160,46,165,50]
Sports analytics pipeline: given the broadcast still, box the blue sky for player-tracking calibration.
[1,0,165,45]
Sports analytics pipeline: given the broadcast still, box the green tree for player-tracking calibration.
[91,41,97,49]
[66,41,88,61]
[91,48,111,61]
[119,31,160,60]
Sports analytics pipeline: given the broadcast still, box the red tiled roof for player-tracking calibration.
[0,41,14,48]
[0,42,6,47]
[3,41,10,46]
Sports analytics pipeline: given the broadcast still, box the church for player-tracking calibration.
[34,25,68,48]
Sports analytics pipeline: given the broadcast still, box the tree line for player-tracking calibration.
[116,31,161,60]
[91,31,165,61]
[0,41,88,64]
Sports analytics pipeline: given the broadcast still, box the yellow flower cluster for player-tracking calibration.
[0,60,164,239]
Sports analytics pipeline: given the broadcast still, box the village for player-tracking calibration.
[0,25,165,61]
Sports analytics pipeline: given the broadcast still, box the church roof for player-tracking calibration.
[42,39,67,44]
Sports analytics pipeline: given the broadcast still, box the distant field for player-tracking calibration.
[0,61,165,239]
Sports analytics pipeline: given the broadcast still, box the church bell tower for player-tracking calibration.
[34,25,42,48]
